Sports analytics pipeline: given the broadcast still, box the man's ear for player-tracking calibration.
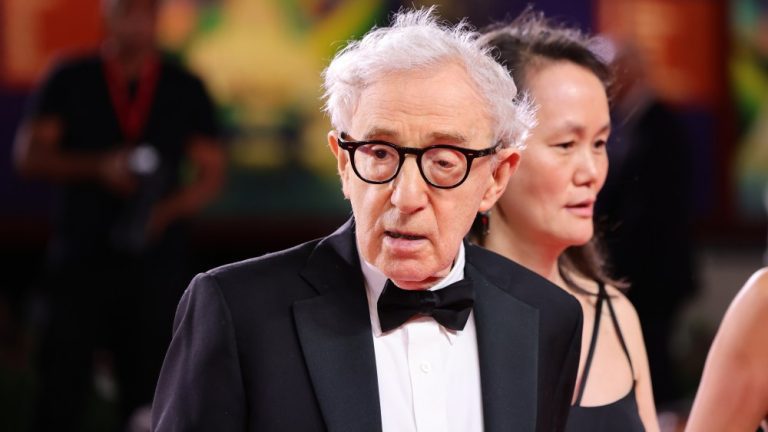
[328,131,351,199]
[479,147,521,212]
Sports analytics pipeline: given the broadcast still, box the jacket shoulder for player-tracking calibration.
[467,244,581,316]
[204,238,322,288]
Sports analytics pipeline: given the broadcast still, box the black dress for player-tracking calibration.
[565,283,645,431]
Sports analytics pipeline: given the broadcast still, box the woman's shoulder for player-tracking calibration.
[725,267,768,336]
[740,267,768,301]
[570,276,644,342]
[710,268,768,398]
[603,285,642,331]
[602,284,649,369]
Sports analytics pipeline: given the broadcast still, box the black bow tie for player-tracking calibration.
[376,278,475,333]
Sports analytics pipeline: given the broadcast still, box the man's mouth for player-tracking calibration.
[385,230,425,241]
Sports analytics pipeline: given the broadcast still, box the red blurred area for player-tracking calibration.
[0,0,104,88]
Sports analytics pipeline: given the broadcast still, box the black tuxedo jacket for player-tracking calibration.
[152,219,582,431]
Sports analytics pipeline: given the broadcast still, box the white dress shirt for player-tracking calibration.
[359,243,484,432]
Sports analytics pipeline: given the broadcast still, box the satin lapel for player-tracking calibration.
[294,219,382,432]
[468,261,540,432]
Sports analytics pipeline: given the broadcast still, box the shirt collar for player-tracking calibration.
[359,243,467,343]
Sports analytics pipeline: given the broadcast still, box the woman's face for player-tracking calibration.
[496,60,610,250]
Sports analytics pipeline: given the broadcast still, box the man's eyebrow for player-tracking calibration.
[429,132,468,144]
[361,129,469,144]
[361,127,398,140]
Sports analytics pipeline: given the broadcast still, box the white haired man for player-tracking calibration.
[152,8,582,432]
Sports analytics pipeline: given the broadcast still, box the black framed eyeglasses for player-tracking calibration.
[337,132,501,189]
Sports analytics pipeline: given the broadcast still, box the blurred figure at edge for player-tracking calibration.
[13,0,225,429]
[686,268,768,432]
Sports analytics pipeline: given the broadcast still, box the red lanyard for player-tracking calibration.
[102,54,160,144]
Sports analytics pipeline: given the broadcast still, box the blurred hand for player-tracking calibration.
[99,148,137,195]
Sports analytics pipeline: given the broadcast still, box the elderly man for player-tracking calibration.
[152,8,581,432]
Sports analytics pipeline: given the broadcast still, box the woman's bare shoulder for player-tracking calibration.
[603,284,649,366]
[685,270,768,432]
[602,285,643,336]
[725,268,768,323]
[741,267,768,299]
[604,284,640,324]
[712,268,768,395]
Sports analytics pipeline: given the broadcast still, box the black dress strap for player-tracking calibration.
[574,285,604,406]
[603,285,635,376]
[574,283,635,406]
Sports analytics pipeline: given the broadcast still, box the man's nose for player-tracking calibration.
[390,157,428,214]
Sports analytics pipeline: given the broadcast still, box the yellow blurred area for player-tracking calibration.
[157,0,384,176]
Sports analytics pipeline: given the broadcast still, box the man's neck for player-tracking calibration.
[359,244,466,294]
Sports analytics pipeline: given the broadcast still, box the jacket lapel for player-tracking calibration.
[467,247,540,432]
[294,219,382,432]
[293,225,540,432]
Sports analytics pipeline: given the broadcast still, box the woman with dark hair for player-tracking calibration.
[476,11,659,431]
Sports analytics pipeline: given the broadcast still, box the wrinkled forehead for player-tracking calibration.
[351,62,495,143]
[363,57,486,96]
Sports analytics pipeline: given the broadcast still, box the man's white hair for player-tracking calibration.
[322,7,534,149]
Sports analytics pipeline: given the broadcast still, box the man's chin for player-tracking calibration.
[380,260,448,290]
[381,235,430,255]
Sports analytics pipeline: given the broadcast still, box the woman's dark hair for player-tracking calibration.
[478,9,613,101]
[473,10,625,294]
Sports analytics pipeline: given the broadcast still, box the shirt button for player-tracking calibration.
[419,361,431,374]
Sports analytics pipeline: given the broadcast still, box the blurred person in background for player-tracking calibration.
[685,268,768,432]
[12,0,224,429]
[152,7,583,432]
[595,39,697,411]
[476,11,659,431]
